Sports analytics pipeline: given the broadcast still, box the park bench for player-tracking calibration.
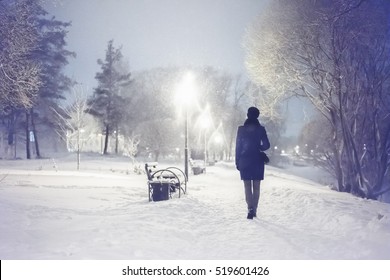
[189,159,206,175]
[145,162,187,202]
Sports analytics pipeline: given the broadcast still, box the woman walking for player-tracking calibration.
[235,107,270,219]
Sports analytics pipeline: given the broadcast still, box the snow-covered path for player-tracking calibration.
[0,157,389,259]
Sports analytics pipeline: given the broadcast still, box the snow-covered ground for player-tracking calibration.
[0,154,389,260]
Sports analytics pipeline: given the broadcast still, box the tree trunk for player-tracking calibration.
[77,129,80,170]
[30,108,41,158]
[115,129,119,155]
[7,109,20,159]
[25,111,31,159]
[103,124,109,154]
[7,119,14,159]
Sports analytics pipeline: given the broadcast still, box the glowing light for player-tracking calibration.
[175,72,197,107]
[214,134,223,144]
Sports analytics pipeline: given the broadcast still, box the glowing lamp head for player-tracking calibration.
[175,72,197,107]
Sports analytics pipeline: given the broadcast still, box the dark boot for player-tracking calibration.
[247,208,254,219]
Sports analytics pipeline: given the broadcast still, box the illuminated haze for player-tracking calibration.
[45,0,306,136]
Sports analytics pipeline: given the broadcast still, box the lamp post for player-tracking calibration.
[199,105,211,170]
[184,108,189,179]
[175,72,197,180]
[203,128,207,169]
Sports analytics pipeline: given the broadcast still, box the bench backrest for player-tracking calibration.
[145,162,159,180]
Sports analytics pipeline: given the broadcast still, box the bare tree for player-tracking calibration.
[122,135,140,163]
[52,85,92,170]
[244,0,390,199]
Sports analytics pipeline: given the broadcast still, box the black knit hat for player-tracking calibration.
[247,107,260,119]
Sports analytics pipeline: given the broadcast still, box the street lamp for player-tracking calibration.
[175,72,197,180]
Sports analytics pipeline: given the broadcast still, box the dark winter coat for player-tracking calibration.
[235,119,270,180]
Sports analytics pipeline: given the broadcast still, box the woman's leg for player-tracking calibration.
[243,180,253,211]
[252,180,261,216]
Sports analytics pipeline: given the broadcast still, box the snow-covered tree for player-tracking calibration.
[1,0,43,159]
[0,0,42,110]
[0,0,74,159]
[244,0,390,199]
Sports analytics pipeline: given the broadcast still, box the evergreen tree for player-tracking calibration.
[0,0,74,159]
[28,8,75,158]
[88,40,131,155]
